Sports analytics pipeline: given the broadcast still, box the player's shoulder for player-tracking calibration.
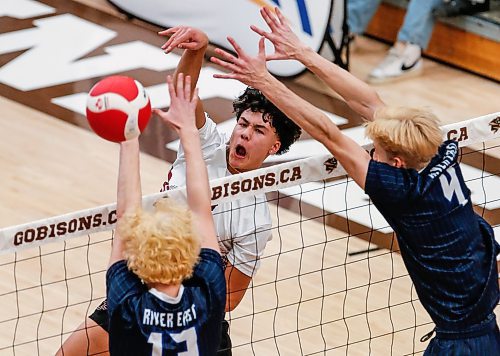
[198,248,224,269]
[189,249,226,300]
[198,113,222,139]
[421,140,460,180]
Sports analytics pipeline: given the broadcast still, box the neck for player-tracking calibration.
[149,282,181,297]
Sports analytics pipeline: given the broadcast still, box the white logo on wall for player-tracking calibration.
[108,0,333,77]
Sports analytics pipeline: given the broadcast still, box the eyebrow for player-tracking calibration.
[239,117,269,131]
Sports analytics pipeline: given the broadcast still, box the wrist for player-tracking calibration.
[178,125,198,138]
[259,73,280,94]
[295,45,314,63]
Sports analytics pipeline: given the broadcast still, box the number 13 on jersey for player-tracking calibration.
[148,327,199,356]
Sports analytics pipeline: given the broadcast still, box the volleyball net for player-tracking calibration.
[0,113,499,355]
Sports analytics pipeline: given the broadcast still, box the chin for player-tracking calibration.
[230,160,246,171]
[229,158,252,172]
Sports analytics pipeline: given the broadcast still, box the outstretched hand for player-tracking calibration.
[250,6,307,61]
[210,36,270,88]
[153,73,198,134]
[158,26,208,54]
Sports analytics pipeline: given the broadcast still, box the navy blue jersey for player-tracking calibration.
[106,248,226,355]
[365,140,499,331]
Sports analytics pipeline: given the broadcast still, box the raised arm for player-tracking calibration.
[153,74,219,252]
[251,6,385,121]
[108,137,142,267]
[210,37,370,189]
[159,26,208,129]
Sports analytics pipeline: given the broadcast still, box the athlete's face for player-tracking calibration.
[228,110,281,173]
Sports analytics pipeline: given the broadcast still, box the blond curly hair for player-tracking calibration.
[365,106,443,169]
[118,198,201,285]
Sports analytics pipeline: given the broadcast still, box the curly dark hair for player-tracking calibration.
[232,87,302,155]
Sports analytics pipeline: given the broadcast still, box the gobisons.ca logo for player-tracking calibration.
[324,157,338,173]
[489,116,500,134]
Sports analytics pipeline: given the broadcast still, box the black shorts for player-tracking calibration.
[217,319,232,355]
[88,299,109,332]
[88,299,232,354]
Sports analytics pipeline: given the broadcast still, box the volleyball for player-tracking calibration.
[86,76,151,142]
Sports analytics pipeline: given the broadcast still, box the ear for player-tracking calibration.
[393,156,406,168]
[268,140,281,156]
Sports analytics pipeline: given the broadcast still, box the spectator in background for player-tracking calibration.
[348,0,442,83]
[348,0,491,83]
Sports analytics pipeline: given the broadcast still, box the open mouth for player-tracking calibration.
[235,144,247,158]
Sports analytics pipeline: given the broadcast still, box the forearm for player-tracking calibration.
[110,138,141,266]
[259,73,370,188]
[180,128,219,251]
[174,47,207,93]
[224,263,251,312]
[175,48,207,128]
[116,139,142,218]
[297,47,384,121]
[180,129,213,223]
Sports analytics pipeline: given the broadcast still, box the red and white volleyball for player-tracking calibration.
[86,76,151,142]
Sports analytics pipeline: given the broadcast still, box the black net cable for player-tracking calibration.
[1,139,499,355]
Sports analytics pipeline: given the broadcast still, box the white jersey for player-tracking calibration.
[164,114,273,277]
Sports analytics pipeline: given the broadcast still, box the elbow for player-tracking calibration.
[225,293,243,312]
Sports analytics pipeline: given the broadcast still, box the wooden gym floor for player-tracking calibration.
[0,0,499,355]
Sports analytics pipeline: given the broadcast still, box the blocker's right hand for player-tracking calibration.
[153,73,198,134]
[159,26,209,54]
[250,6,307,61]
[210,36,271,89]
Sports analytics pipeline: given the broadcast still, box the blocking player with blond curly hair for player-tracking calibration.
[118,197,200,286]
[103,73,226,355]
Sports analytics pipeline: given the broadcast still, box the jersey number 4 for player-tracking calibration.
[148,327,199,356]
[439,168,467,205]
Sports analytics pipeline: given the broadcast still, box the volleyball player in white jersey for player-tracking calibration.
[160,28,301,355]
[57,26,301,356]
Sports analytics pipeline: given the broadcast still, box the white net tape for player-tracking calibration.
[1,112,498,254]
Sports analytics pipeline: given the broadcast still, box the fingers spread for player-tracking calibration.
[275,7,288,26]
[210,56,241,74]
[176,73,185,100]
[266,53,282,61]
[261,7,279,30]
[258,37,266,56]
[158,27,178,36]
[166,75,175,99]
[178,42,199,50]
[191,87,199,105]
[250,24,267,37]
[183,75,192,101]
[227,37,245,57]
[213,73,239,80]
[213,48,238,63]
[162,28,188,52]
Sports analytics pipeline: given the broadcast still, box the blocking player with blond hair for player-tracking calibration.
[104,73,225,355]
[209,7,500,354]
[118,197,200,286]
[365,106,443,169]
